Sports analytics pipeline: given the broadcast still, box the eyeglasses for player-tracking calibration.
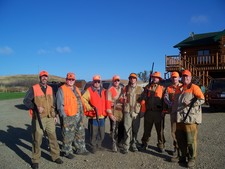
[114,79,120,82]
[67,79,75,81]
[94,80,101,83]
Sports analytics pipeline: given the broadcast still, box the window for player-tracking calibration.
[197,50,210,64]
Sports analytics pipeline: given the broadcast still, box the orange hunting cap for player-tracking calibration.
[129,73,137,79]
[93,75,101,81]
[39,70,48,77]
[66,72,75,80]
[171,71,179,78]
[112,75,120,81]
[182,70,191,76]
[151,71,162,80]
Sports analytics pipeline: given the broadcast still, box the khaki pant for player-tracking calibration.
[176,123,198,160]
[31,117,60,163]
[123,112,140,150]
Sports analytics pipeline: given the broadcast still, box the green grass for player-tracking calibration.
[0,92,26,100]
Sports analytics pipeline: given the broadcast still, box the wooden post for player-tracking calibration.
[216,53,218,67]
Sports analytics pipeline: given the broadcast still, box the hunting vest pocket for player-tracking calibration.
[124,103,130,113]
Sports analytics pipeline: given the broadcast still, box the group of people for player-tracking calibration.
[23,69,205,169]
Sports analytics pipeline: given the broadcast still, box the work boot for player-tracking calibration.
[188,159,196,168]
[178,156,187,164]
[64,153,75,159]
[90,146,97,154]
[121,148,128,154]
[75,148,90,155]
[130,144,138,152]
[170,156,179,163]
[31,163,38,169]
[139,143,147,151]
[112,143,118,152]
[54,158,63,164]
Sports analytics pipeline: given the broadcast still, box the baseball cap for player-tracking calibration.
[66,72,75,80]
[39,70,48,77]
[112,75,120,81]
[129,73,137,79]
[171,71,179,78]
[182,70,191,76]
[93,75,101,81]
[151,71,162,80]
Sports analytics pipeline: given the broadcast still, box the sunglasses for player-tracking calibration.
[67,79,75,81]
[114,79,120,82]
[94,80,101,83]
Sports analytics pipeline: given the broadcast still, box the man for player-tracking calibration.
[82,75,107,153]
[23,70,63,169]
[56,72,89,159]
[164,71,182,158]
[172,70,205,167]
[106,75,124,152]
[140,71,165,153]
[121,73,143,154]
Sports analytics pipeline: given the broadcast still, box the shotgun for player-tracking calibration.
[183,97,198,123]
[33,105,50,150]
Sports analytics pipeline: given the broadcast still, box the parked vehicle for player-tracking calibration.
[207,78,225,110]
[81,80,124,94]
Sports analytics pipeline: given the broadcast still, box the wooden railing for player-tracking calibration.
[165,54,214,87]
[166,54,225,69]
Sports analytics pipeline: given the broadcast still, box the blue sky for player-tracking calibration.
[0,0,225,81]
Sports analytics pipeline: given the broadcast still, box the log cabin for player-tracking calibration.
[165,29,225,92]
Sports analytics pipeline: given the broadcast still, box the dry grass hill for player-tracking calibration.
[0,75,145,92]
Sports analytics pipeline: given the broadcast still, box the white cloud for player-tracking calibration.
[0,46,13,55]
[190,15,208,24]
[56,46,71,53]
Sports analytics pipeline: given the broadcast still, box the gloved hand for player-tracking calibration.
[37,106,44,114]
[131,112,138,119]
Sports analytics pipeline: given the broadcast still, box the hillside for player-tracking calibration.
[0,74,65,92]
[0,74,147,92]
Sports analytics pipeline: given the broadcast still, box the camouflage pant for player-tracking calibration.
[61,112,86,155]
[176,123,198,160]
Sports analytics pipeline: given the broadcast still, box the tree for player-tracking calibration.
[137,70,150,82]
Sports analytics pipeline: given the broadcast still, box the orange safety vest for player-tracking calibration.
[30,84,53,118]
[61,84,84,116]
[106,86,120,110]
[84,87,107,118]
[147,84,164,99]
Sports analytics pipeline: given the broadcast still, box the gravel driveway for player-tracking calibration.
[0,99,225,169]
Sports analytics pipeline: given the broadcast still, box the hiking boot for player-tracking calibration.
[188,159,196,168]
[170,156,179,163]
[139,143,147,151]
[31,163,38,169]
[90,146,97,154]
[131,145,138,152]
[121,148,128,154]
[178,157,187,164]
[54,158,63,164]
[75,149,90,155]
[64,153,75,159]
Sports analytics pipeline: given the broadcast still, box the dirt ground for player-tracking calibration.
[0,98,225,169]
